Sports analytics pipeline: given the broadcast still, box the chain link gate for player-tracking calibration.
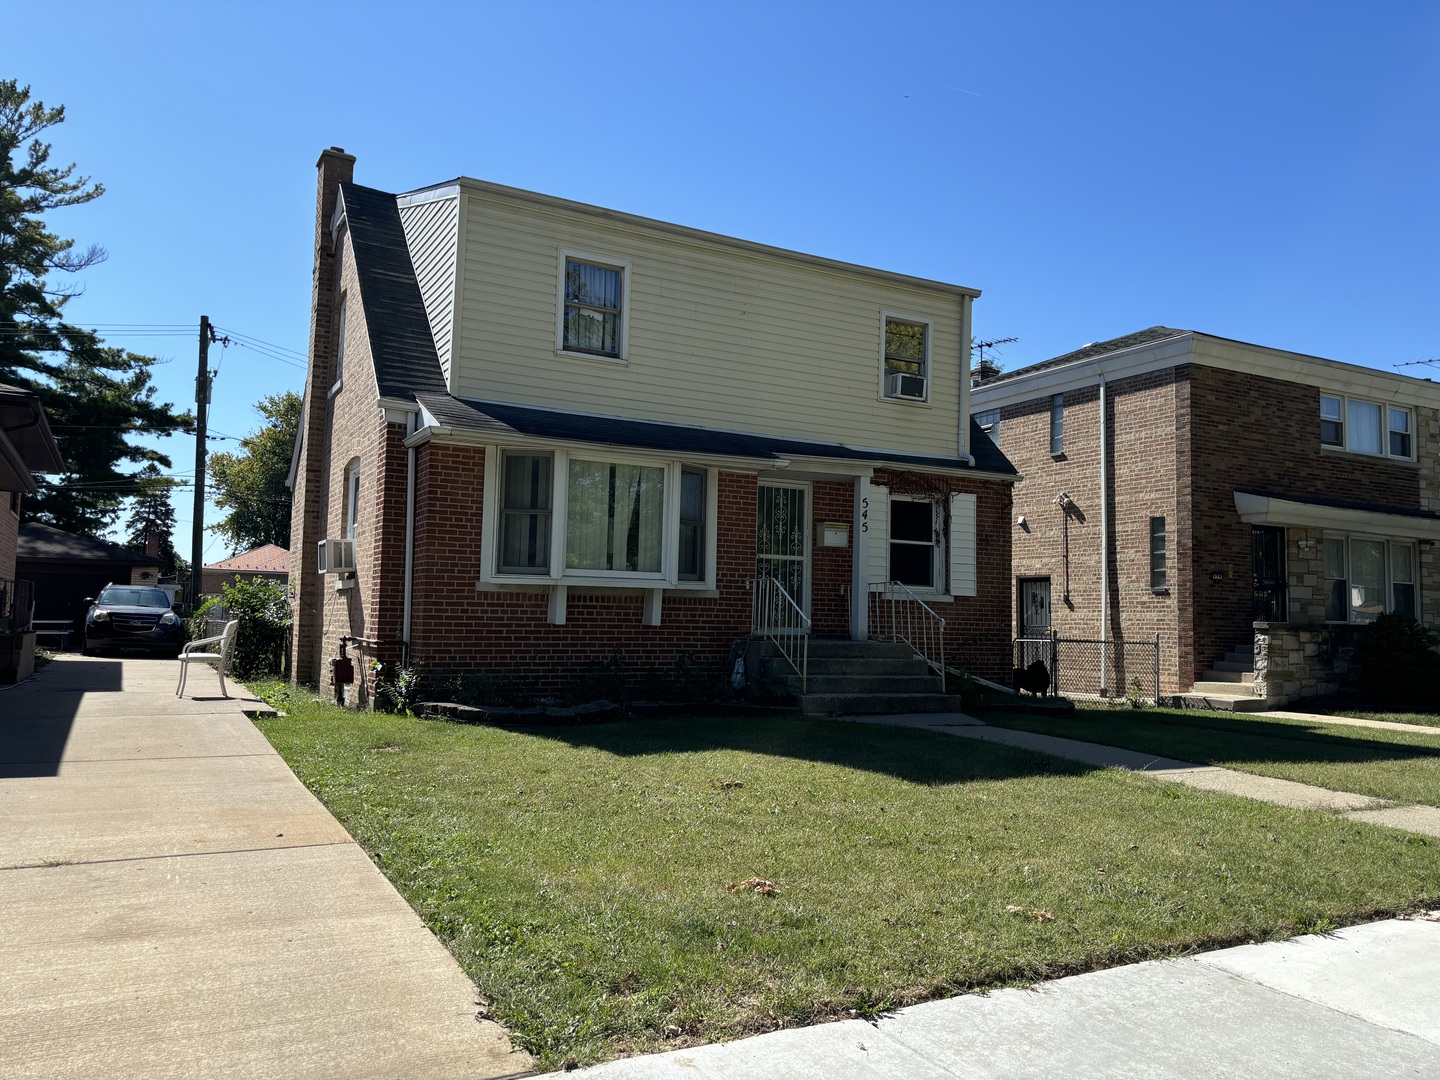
[1013,632,1162,703]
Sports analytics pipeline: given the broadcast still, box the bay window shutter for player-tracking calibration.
[866,487,889,586]
[948,492,977,597]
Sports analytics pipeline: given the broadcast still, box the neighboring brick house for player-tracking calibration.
[1,384,64,682]
[288,148,1018,707]
[971,327,1440,705]
[202,544,290,596]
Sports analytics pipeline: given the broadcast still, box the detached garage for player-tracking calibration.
[17,523,164,646]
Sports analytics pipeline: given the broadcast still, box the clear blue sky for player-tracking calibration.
[10,1,1440,559]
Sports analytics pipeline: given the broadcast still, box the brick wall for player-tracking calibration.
[870,468,1014,681]
[1000,369,1185,690]
[0,495,18,582]
[809,480,853,638]
[289,148,355,686]
[1188,365,1436,674]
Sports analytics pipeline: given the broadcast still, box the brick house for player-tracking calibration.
[201,544,290,596]
[287,149,1018,708]
[971,327,1440,706]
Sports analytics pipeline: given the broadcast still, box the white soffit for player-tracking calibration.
[1233,491,1440,540]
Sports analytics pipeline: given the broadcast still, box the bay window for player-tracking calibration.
[1321,535,1420,623]
[490,449,714,586]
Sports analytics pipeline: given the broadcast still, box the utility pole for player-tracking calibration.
[191,315,213,609]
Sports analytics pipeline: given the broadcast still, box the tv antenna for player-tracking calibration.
[974,336,1018,368]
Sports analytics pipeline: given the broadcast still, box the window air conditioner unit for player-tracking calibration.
[317,538,357,575]
[887,372,927,400]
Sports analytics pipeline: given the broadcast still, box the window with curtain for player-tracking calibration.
[1347,400,1382,455]
[563,259,622,356]
[1322,392,1412,459]
[500,452,553,574]
[1349,538,1386,621]
[565,459,665,573]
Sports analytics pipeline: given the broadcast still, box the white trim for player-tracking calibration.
[959,295,974,458]
[1318,391,1415,462]
[1234,491,1440,541]
[431,177,981,299]
[971,331,1440,411]
[887,494,944,595]
[556,248,632,363]
[879,310,933,405]
[395,183,462,209]
[1321,534,1422,624]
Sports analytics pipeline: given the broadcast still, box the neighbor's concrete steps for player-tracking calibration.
[1177,644,1269,712]
[757,639,958,716]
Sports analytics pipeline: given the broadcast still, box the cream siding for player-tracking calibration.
[449,188,970,459]
[949,492,977,596]
[866,487,889,585]
[398,194,460,382]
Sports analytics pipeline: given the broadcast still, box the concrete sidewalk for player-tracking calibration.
[0,656,531,1079]
[547,916,1440,1078]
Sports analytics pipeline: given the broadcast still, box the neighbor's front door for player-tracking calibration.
[756,483,810,621]
[1019,577,1052,638]
[1252,526,1287,621]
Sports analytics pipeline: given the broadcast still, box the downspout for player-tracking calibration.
[1098,372,1108,693]
[401,410,418,661]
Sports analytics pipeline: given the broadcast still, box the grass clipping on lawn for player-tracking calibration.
[252,691,1440,1070]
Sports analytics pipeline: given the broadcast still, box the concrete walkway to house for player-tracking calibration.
[842,712,1440,839]
[546,915,1440,1078]
[0,655,531,1080]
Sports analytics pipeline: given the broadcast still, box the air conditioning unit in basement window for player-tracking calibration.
[317,538,356,575]
[886,372,927,400]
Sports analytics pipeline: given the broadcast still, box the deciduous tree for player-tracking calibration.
[208,391,301,552]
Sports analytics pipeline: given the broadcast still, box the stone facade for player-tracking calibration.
[1253,622,1360,702]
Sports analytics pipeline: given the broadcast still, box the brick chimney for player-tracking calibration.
[144,527,160,557]
[289,146,356,687]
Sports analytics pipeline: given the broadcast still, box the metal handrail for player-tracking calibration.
[868,580,947,692]
[752,576,811,693]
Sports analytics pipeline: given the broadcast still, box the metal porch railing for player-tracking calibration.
[752,576,811,693]
[868,581,946,692]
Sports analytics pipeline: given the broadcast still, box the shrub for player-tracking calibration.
[1353,612,1440,707]
[215,576,291,681]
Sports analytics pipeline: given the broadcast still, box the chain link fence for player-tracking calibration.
[1014,633,1161,703]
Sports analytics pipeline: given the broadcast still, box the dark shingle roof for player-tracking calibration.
[18,522,161,565]
[982,326,1190,385]
[416,393,1018,477]
[339,183,448,400]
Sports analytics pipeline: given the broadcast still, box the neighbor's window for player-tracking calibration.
[1323,536,1418,623]
[974,408,1000,447]
[1389,407,1412,458]
[890,499,938,590]
[563,258,623,357]
[1323,538,1348,622]
[1149,516,1167,591]
[1321,393,1413,460]
[499,452,553,574]
[565,458,665,573]
[1320,395,1343,447]
[678,467,706,581]
[883,317,928,399]
[1049,394,1065,455]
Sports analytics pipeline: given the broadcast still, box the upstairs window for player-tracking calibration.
[1050,394,1065,456]
[562,258,623,357]
[883,316,929,401]
[1320,392,1413,460]
[344,464,361,541]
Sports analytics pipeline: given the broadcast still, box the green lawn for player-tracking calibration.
[1326,708,1440,729]
[252,684,1440,1069]
[983,706,1440,806]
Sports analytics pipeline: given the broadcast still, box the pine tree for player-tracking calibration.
[123,462,183,576]
[0,80,191,535]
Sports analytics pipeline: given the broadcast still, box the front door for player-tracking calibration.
[756,483,809,621]
[1252,526,1287,621]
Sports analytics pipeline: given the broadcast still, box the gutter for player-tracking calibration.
[1098,372,1109,692]
[402,410,418,652]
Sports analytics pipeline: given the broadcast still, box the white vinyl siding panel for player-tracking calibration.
[948,492,977,597]
[398,195,460,382]
[866,488,889,586]
[451,193,966,457]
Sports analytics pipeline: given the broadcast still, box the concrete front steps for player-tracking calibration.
[759,638,959,716]
[1174,645,1269,712]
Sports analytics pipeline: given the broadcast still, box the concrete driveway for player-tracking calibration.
[0,655,531,1079]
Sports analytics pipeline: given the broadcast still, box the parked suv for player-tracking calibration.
[82,584,183,657]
